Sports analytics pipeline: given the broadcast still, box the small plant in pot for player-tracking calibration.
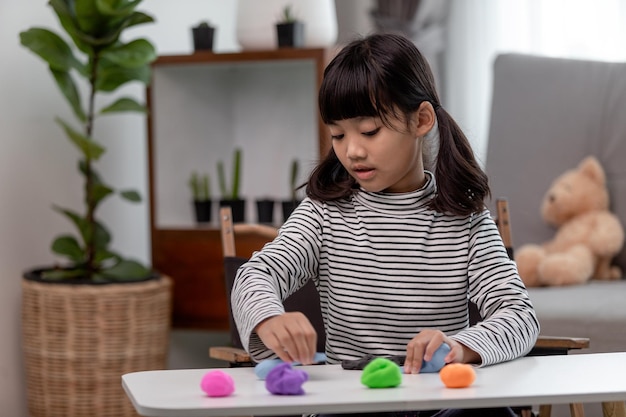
[282,159,302,221]
[218,148,245,223]
[275,4,304,48]
[189,171,212,223]
[192,20,215,52]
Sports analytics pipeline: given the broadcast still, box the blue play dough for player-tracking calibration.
[419,342,450,373]
[255,352,327,380]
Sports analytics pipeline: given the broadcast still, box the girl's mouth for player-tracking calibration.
[353,167,375,180]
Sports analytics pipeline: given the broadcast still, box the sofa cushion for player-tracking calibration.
[527,281,626,353]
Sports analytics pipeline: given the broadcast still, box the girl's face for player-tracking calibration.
[328,108,432,193]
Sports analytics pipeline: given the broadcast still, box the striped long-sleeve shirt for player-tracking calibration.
[231,173,539,367]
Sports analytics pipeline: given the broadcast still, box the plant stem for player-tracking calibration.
[84,52,100,277]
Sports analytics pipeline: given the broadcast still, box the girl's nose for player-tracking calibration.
[346,137,366,160]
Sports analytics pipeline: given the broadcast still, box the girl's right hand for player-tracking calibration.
[254,312,318,365]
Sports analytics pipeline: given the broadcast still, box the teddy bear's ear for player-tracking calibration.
[578,156,606,185]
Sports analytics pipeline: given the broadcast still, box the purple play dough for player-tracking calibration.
[264,362,309,395]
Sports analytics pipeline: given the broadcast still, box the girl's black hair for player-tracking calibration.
[306,33,490,216]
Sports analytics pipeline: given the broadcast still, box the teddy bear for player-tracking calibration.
[515,156,624,287]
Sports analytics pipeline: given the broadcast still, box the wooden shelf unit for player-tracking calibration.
[147,49,329,329]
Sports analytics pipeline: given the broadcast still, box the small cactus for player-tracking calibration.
[289,159,300,201]
[189,171,211,201]
[217,148,242,200]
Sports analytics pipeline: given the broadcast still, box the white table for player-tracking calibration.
[122,352,626,417]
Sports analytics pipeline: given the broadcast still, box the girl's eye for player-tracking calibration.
[330,133,344,140]
[363,127,380,137]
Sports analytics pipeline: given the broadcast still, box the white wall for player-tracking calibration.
[0,1,372,415]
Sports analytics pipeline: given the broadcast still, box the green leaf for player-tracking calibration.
[101,39,156,68]
[95,57,151,91]
[48,0,92,56]
[72,11,154,48]
[115,11,154,31]
[102,258,150,280]
[79,160,103,184]
[53,206,90,244]
[120,189,141,202]
[91,218,112,251]
[93,248,118,263]
[100,97,145,114]
[51,67,87,122]
[96,0,141,17]
[74,0,108,37]
[19,28,84,72]
[92,182,114,206]
[51,235,85,262]
[53,207,111,252]
[56,118,105,161]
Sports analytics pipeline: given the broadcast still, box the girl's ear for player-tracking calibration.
[412,101,436,137]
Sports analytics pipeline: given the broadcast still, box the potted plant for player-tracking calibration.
[256,197,275,225]
[218,148,245,223]
[189,171,212,223]
[192,20,215,52]
[275,4,305,48]
[282,158,302,221]
[19,1,171,416]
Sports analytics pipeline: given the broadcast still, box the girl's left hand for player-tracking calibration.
[404,329,480,374]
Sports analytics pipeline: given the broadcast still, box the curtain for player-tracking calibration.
[445,0,626,165]
[371,0,452,97]
[371,0,421,35]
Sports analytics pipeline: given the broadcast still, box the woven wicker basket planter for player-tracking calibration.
[22,274,172,417]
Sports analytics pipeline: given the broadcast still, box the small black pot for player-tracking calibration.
[193,200,213,223]
[192,25,215,51]
[276,21,304,48]
[282,200,301,222]
[256,199,275,224]
[220,199,246,223]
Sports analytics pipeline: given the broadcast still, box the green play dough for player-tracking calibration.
[360,357,402,388]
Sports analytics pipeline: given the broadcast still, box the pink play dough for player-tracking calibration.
[200,370,235,397]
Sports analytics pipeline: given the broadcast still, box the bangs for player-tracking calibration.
[319,55,395,125]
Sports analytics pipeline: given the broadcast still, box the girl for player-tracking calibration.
[231,33,539,417]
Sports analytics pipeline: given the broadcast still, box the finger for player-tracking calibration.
[443,339,460,364]
[299,319,318,364]
[264,332,294,363]
[277,345,295,363]
[285,319,317,364]
[256,317,296,363]
[423,333,445,362]
[405,339,426,374]
[404,341,415,374]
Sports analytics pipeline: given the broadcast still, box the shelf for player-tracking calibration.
[154,48,327,66]
[147,49,329,329]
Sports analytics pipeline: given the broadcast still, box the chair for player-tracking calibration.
[209,205,590,417]
[208,206,325,365]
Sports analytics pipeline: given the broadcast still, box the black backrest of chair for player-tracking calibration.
[223,256,326,352]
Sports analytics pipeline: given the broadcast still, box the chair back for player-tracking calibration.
[220,207,326,352]
[485,53,626,272]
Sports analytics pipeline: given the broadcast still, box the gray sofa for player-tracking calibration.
[485,53,626,415]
